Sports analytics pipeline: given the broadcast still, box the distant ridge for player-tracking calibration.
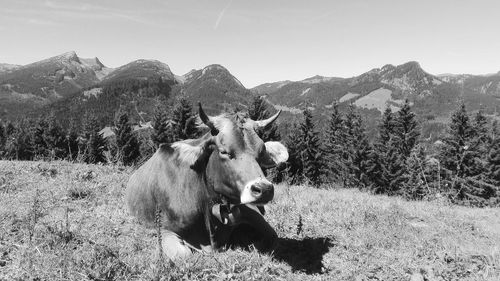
[1,52,500,142]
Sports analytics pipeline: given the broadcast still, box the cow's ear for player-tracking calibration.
[171,139,214,171]
[260,141,289,168]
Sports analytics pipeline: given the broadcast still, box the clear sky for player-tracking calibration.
[1,0,500,88]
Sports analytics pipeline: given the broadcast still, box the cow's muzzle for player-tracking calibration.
[240,179,274,205]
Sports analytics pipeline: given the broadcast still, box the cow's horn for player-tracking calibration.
[254,110,282,129]
[198,102,219,135]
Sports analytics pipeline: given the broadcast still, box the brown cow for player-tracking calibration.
[125,104,288,259]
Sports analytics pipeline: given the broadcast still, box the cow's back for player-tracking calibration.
[125,148,208,234]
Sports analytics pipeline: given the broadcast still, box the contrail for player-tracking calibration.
[214,0,233,30]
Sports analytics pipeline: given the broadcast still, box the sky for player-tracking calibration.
[1,0,500,88]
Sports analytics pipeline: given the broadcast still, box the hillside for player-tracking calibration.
[101,59,175,84]
[253,62,500,139]
[0,63,21,75]
[439,73,500,96]
[255,62,500,115]
[2,52,500,142]
[32,77,174,129]
[0,51,112,120]
[27,63,253,129]
[0,51,107,99]
[1,160,499,280]
[172,64,254,114]
[252,75,343,96]
[0,53,254,121]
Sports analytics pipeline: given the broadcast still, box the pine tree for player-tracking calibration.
[440,104,476,178]
[248,96,268,121]
[5,121,15,136]
[248,96,280,142]
[342,104,369,188]
[284,123,304,184]
[490,120,499,146]
[365,148,387,191]
[439,103,489,205]
[486,138,500,185]
[152,103,173,147]
[367,139,406,195]
[66,119,80,160]
[402,145,430,200]
[44,113,66,159]
[472,109,490,156]
[171,97,199,141]
[365,106,395,192]
[4,119,34,160]
[0,120,5,158]
[351,137,373,189]
[379,106,395,144]
[299,109,324,187]
[323,101,344,183]
[2,121,13,159]
[114,109,141,165]
[389,100,422,195]
[82,112,107,164]
[31,117,49,158]
[482,131,500,206]
[393,99,420,160]
[366,103,412,195]
[383,141,407,195]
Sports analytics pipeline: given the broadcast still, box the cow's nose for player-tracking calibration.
[240,180,275,205]
[250,181,274,202]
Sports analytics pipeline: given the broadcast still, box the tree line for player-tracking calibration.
[279,100,500,207]
[1,95,498,207]
[0,95,279,165]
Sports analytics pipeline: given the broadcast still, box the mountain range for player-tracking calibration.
[0,51,253,121]
[1,51,499,139]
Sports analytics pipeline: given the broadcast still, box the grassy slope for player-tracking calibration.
[0,160,499,280]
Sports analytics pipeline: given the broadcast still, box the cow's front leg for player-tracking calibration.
[161,231,193,260]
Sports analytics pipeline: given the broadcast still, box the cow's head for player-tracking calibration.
[171,103,288,205]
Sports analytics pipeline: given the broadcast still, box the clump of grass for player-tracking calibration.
[0,175,7,187]
[296,214,303,236]
[44,208,76,246]
[152,205,178,280]
[154,205,167,280]
[76,170,97,181]
[67,183,94,200]
[33,163,58,178]
[20,187,44,279]
[71,243,133,281]
[0,172,14,192]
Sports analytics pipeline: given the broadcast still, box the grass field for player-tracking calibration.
[1,160,499,280]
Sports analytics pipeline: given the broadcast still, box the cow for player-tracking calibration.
[125,103,288,260]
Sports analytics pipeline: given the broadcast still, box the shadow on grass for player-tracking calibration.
[273,237,333,274]
[228,225,334,274]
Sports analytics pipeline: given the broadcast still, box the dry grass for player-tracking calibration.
[0,160,499,280]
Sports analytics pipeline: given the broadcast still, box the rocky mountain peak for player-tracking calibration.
[381,64,396,72]
[181,64,242,86]
[100,59,175,83]
[80,57,106,71]
[202,64,230,75]
[301,75,339,84]
[0,63,21,74]
[58,51,80,63]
